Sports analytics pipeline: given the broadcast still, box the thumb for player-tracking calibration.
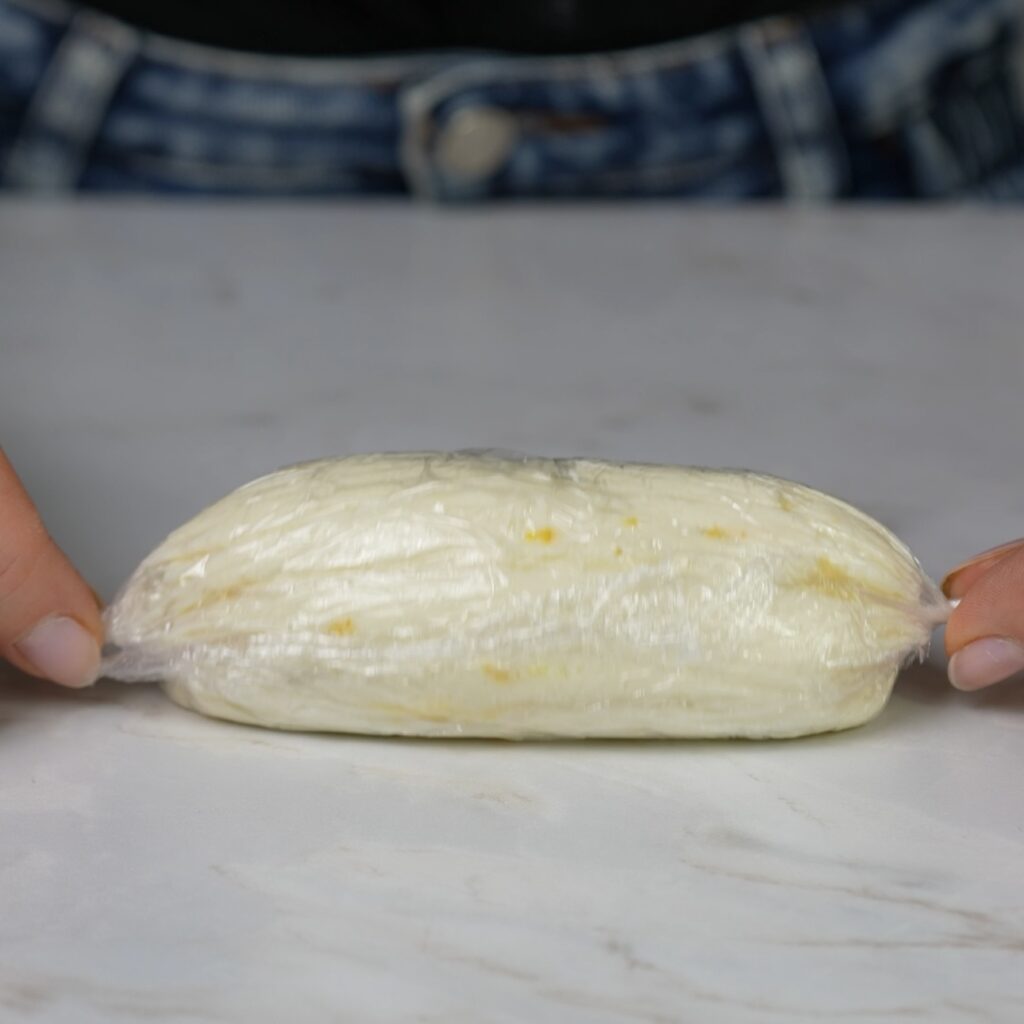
[0,449,103,687]
[944,545,1024,691]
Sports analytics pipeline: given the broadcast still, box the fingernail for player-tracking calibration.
[948,637,1024,691]
[14,616,101,688]
[941,538,1024,597]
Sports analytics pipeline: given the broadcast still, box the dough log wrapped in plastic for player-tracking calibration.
[102,453,949,739]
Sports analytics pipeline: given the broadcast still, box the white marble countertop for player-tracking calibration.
[1,202,1023,1023]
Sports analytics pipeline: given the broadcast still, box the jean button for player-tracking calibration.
[435,106,518,180]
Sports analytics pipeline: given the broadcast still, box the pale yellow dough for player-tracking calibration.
[103,453,946,739]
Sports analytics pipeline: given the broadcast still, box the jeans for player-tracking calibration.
[1,0,1022,198]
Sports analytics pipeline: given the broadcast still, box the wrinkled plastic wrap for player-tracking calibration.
[102,452,950,739]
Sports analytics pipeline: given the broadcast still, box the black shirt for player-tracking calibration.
[85,1,841,56]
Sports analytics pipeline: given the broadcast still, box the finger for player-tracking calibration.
[945,547,1024,690]
[0,449,102,687]
[941,537,1024,599]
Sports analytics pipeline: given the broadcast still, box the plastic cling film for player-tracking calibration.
[102,452,950,739]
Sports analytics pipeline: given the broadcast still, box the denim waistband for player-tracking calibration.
[2,0,1023,198]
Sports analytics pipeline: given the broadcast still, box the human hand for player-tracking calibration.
[0,449,103,687]
[943,540,1024,691]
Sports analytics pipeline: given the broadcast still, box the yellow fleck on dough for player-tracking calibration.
[178,583,247,616]
[372,701,455,724]
[524,526,557,544]
[325,617,356,636]
[787,556,901,603]
[700,525,730,540]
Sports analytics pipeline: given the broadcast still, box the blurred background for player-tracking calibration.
[2,0,1023,599]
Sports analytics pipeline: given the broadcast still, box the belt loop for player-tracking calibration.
[3,8,139,190]
[739,16,850,199]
